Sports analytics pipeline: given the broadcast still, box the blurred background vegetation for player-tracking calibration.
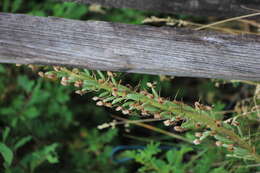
[0,0,259,173]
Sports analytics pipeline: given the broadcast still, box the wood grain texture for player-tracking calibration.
[60,0,260,18]
[0,13,260,81]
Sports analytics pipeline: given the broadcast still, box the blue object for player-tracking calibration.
[111,145,176,163]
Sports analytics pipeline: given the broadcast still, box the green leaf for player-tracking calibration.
[233,147,250,157]
[83,80,98,90]
[122,101,134,107]
[126,94,143,101]
[111,97,125,105]
[2,127,10,142]
[0,143,13,167]
[214,135,233,144]
[14,136,32,151]
[166,150,175,165]
[0,64,6,73]
[103,96,115,103]
[143,105,159,112]
[97,70,105,80]
[17,75,35,93]
[181,120,195,129]
[23,106,40,119]
[83,69,91,76]
[99,91,110,97]
[160,112,172,118]
[3,0,10,12]
[11,0,22,12]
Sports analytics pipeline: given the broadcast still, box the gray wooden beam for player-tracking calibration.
[60,0,260,18]
[0,13,260,81]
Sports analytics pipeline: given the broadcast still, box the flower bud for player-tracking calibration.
[147,82,153,88]
[122,110,130,115]
[193,139,201,145]
[45,73,57,80]
[53,66,60,71]
[215,120,222,127]
[61,77,69,86]
[154,113,162,119]
[74,80,83,88]
[105,103,112,108]
[92,96,99,101]
[96,101,104,106]
[75,90,86,96]
[195,132,203,137]
[38,71,45,78]
[107,71,114,77]
[215,141,223,147]
[116,106,122,111]
[174,126,185,132]
[163,120,171,126]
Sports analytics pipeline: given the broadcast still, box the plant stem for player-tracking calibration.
[61,68,260,162]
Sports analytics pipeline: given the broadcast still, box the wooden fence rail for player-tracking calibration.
[0,13,259,81]
[61,0,260,18]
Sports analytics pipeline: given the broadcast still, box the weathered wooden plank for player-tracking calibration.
[60,0,260,18]
[0,13,260,81]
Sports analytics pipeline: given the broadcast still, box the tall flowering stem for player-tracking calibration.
[41,66,260,162]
